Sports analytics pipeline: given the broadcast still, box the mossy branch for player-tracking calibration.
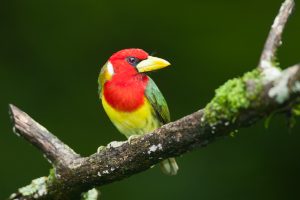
[7,0,299,199]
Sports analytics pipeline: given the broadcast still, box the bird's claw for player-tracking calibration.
[97,145,106,153]
[107,141,126,148]
[128,135,140,144]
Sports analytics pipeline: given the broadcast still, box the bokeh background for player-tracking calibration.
[1,0,300,199]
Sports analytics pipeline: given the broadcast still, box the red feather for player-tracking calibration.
[104,73,149,112]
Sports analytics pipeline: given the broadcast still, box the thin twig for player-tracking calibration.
[9,104,80,170]
[259,0,295,70]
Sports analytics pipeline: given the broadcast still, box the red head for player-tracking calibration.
[98,48,170,96]
[103,48,170,77]
[98,48,170,111]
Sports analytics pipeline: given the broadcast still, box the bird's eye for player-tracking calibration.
[126,57,140,66]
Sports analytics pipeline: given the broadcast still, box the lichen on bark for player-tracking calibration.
[81,188,100,200]
[18,177,48,198]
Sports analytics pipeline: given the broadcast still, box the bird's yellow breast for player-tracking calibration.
[102,95,161,138]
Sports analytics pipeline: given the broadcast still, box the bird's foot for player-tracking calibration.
[97,140,127,153]
[128,135,140,144]
[107,141,126,148]
[97,145,106,153]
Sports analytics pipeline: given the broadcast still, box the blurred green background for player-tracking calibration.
[1,0,300,199]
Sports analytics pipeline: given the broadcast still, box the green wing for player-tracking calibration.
[145,77,170,124]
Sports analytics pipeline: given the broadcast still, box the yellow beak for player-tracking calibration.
[136,56,171,73]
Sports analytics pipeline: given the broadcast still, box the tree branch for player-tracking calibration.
[9,104,81,171]
[7,0,299,199]
[259,0,294,70]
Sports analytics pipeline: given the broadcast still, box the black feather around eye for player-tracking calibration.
[126,57,140,66]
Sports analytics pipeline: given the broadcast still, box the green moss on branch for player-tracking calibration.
[203,69,263,125]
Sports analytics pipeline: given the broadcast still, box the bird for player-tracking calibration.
[98,48,178,175]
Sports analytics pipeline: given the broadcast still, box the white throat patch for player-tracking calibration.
[107,62,114,75]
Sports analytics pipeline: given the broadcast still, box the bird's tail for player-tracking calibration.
[159,158,179,176]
